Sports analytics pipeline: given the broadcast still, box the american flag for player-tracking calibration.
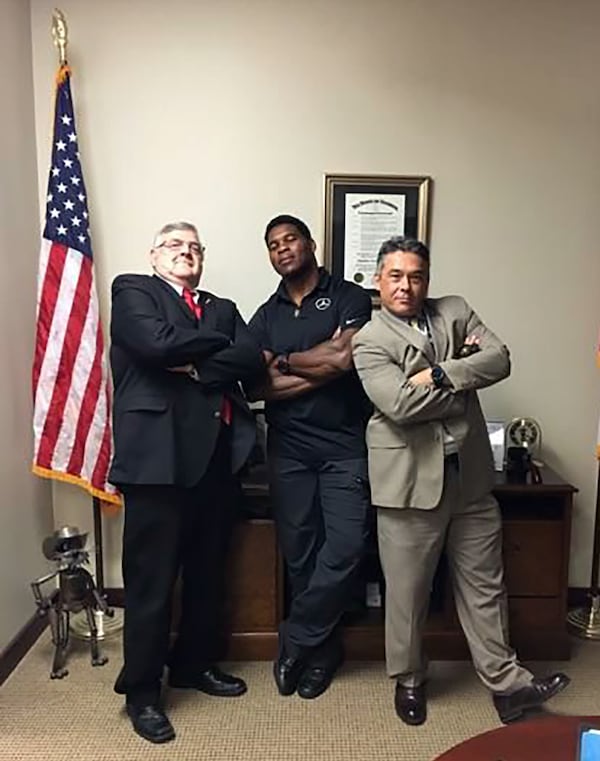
[32,64,119,506]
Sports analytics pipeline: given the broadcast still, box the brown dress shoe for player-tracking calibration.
[394,682,427,726]
[493,672,570,723]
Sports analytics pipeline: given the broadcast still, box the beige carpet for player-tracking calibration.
[1,631,599,761]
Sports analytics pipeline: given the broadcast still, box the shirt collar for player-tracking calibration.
[386,307,430,332]
[275,267,331,303]
[400,310,426,324]
[155,273,198,298]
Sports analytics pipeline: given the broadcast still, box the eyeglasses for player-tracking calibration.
[155,239,205,257]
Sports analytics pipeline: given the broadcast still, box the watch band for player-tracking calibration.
[431,364,446,389]
[277,353,291,375]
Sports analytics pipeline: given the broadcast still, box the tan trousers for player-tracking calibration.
[377,460,533,694]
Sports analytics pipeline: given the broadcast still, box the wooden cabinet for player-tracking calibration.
[494,471,575,659]
[503,520,564,596]
[226,468,575,661]
[226,519,283,660]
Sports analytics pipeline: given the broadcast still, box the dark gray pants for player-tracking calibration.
[268,456,370,668]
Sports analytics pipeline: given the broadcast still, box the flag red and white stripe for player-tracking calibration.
[32,64,119,506]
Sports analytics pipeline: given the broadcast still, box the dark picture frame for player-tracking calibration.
[323,174,431,301]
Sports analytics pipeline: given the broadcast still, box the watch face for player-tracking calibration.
[506,417,541,452]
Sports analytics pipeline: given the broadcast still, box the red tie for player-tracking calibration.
[183,288,203,319]
[182,288,231,425]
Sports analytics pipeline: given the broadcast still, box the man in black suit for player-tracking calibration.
[110,221,264,744]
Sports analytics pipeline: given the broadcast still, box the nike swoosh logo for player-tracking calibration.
[345,318,359,325]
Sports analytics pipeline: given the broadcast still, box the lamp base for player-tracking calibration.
[70,608,123,641]
[567,594,600,640]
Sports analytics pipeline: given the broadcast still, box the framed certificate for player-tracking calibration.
[323,173,431,300]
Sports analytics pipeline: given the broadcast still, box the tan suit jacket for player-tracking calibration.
[352,295,509,510]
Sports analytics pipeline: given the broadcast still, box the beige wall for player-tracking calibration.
[0,0,53,651]
[30,0,600,587]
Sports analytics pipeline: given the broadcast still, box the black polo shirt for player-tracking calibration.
[248,268,372,462]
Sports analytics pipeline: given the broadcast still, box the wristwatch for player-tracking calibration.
[431,364,446,388]
[276,353,291,375]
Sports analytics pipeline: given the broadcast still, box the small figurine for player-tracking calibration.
[31,525,113,679]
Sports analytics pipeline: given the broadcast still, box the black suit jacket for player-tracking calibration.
[108,274,264,487]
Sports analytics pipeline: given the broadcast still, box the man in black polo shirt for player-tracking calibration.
[247,214,372,700]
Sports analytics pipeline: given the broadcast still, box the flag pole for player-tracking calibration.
[591,463,600,598]
[48,9,122,640]
[567,462,600,639]
[92,497,105,596]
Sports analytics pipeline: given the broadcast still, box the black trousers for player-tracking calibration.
[114,431,235,706]
[268,455,370,668]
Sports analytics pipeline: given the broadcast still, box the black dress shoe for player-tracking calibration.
[493,672,571,723]
[297,666,335,699]
[169,666,247,697]
[273,655,304,696]
[126,704,175,744]
[394,683,427,726]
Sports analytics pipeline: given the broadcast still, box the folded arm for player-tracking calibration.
[438,304,510,391]
[246,327,360,401]
[284,327,360,380]
[110,278,230,367]
[191,308,266,389]
[245,352,324,401]
[352,334,465,425]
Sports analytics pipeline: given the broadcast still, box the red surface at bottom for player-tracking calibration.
[434,715,600,761]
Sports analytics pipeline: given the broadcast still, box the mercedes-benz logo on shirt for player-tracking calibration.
[315,298,332,311]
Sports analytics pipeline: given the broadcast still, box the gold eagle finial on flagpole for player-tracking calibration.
[52,8,68,65]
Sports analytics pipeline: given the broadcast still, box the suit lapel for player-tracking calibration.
[379,308,436,363]
[152,274,197,324]
[425,300,449,362]
[198,291,218,330]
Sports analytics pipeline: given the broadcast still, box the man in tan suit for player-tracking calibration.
[352,236,569,726]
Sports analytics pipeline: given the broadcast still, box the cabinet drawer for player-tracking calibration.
[503,520,563,595]
[508,597,563,628]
